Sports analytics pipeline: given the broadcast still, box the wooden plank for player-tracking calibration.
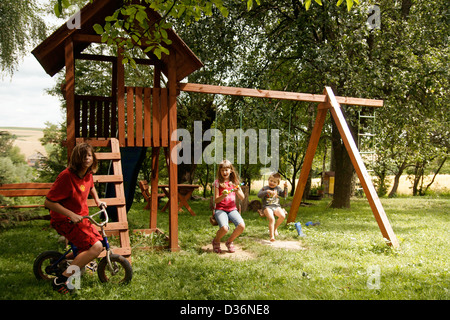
[74,98,80,137]
[0,183,53,189]
[287,106,328,224]
[92,175,123,183]
[152,88,161,147]
[78,138,110,147]
[94,152,121,160]
[167,52,180,251]
[89,100,96,137]
[117,48,125,146]
[178,83,384,107]
[87,197,126,207]
[0,189,50,197]
[150,147,160,229]
[324,87,399,248]
[96,100,103,138]
[65,38,76,159]
[126,87,135,146]
[160,88,169,147]
[144,87,152,147]
[135,87,143,146]
[72,34,102,43]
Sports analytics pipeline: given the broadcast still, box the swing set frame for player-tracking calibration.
[181,83,399,248]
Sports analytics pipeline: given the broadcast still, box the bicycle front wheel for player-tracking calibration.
[97,254,132,284]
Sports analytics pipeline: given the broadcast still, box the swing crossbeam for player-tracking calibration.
[178,83,383,107]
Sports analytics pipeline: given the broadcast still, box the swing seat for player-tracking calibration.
[209,196,241,226]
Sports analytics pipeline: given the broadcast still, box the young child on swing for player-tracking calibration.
[257,172,287,241]
[212,159,245,253]
[44,143,106,294]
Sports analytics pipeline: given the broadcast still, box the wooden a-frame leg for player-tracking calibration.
[287,103,328,223]
[324,87,399,248]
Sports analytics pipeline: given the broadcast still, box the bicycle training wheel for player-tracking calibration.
[97,254,132,284]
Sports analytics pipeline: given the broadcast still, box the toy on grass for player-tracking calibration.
[305,221,321,227]
[295,222,306,237]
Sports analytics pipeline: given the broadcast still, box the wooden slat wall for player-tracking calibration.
[74,86,168,148]
[118,87,169,148]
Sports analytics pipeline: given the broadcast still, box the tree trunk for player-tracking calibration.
[388,160,407,198]
[330,114,355,208]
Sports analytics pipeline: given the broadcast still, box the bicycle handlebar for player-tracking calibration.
[83,206,109,227]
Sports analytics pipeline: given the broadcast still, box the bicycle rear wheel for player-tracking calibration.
[33,251,66,281]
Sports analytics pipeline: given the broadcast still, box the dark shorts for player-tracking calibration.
[51,219,102,253]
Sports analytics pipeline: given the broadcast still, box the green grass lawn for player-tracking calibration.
[0,196,448,300]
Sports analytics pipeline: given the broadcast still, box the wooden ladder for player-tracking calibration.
[76,138,131,259]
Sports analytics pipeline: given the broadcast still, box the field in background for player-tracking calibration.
[1,127,46,158]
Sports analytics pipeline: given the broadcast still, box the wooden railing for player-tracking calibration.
[74,95,116,139]
[74,87,169,148]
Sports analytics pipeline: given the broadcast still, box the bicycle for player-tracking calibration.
[33,207,132,285]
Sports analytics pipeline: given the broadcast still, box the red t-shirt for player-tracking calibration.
[46,168,93,223]
[214,180,237,212]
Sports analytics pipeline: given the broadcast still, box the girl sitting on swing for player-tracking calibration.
[212,159,245,253]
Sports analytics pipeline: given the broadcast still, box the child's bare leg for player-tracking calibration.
[62,241,103,278]
[273,208,286,236]
[227,222,245,243]
[214,226,229,243]
[264,208,276,241]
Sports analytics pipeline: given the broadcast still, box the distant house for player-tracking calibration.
[27,152,45,168]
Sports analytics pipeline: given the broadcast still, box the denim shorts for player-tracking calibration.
[214,209,244,228]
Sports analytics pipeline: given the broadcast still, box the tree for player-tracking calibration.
[0,0,47,77]
[0,131,33,184]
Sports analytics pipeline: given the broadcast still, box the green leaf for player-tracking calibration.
[336,0,344,6]
[54,2,61,17]
[346,0,353,11]
[247,0,253,11]
[136,9,148,24]
[305,0,312,11]
[315,0,323,5]
[93,24,104,35]
[160,28,168,39]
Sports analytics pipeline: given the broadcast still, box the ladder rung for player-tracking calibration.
[359,115,375,118]
[95,152,121,160]
[358,133,376,136]
[93,175,123,183]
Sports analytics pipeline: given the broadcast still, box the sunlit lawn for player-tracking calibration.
[0,195,448,300]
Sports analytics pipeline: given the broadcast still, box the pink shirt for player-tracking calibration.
[214,180,237,212]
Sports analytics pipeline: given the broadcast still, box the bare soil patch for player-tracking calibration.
[201,242,256,260]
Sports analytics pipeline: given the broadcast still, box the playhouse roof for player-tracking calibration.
[32,0,203,81]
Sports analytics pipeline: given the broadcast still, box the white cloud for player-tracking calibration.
[0,53,64,128]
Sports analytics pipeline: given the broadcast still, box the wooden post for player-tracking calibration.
[65,38,76,159]
[167,52,180,251]
[117,47,125,146]
[150,147,160,229]
[324,87,399,248]
[287,102,328,223]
